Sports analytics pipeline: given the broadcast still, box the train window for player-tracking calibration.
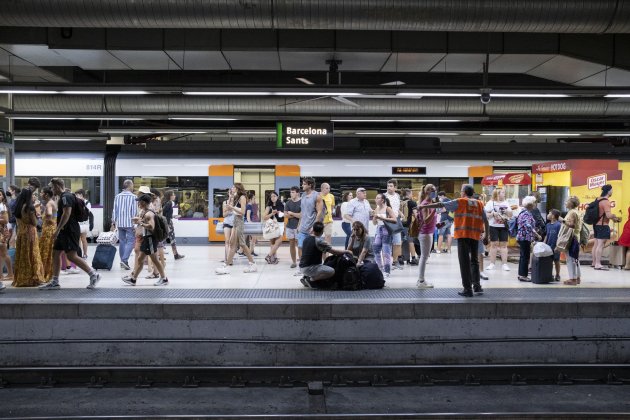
[15,176,102,206]
[119,176,208,219]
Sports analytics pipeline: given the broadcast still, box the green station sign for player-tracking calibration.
[276,122,334,150]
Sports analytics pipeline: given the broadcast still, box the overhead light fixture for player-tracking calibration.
[396,93,480,97]
[397,119,461,123]
[296,78,315,85]
[77,117,145,121]
[493,160,506,163]
[381,81,406,86]
[604,94,630,98]
[184,91,273,96]
[531,133,581,136]
[481,133,530,136]
[184,91,360,97]
[332,119,461,123]
[332,119,395,123]
[169,117,237,121]
[228,130,276,135]
[61,90,149,95]
[603,133,630,136]
[99,129,207,134]
[0,89,59,94]
[407,132,458,136]
[355,132,402,135]
[9,116,77,120]
[492,94,570,98]
[14,137,93,142]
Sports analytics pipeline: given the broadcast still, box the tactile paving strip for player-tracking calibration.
[2,287,630,302]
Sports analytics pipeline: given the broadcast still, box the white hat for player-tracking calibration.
[138,186,152,195]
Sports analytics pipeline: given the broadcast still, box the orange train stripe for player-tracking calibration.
[208,165,234,177]
[275,165,300,177]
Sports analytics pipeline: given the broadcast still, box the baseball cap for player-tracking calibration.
[356,187,366,193]
[138,186,152,195]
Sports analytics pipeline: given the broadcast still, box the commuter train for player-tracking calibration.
[13,152,546,244]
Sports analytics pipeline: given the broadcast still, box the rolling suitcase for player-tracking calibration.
[92,244,117,270]
[531,255,554,284]
[608,244,626,268]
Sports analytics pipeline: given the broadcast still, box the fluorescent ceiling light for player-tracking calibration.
[381,81,406,86]
[492,94,569,98]
[481,133,530,136]
[184,91,273,96]
[355,132,401,135]
[531,133,581,136]
[184,91,359,97]
[296,78,315,85]
[0,89,59,94]
[276,92,360,96]
[332,119,395,122]
[603,133,630,136]
[396,93,480,97]
[14,137,92,142]
[169,117,237,121]
[408,132,458,136]
[9,116,76,120]
[77,117,145,121]
[397,119,462,123]
[99,129,207,134]
[604,94,630,98]
[228,130,276,135]
[61,90,149,95]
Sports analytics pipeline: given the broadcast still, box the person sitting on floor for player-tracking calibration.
[299,221,352,288]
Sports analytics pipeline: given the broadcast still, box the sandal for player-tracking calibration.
[145,273,160,279]
[594,266,609,271]
[265,255,272,264]
[563,279,578,285]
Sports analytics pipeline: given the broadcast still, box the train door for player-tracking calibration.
[234,167,275,222]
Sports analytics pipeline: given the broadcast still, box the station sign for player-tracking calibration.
[392,166,427,175]
[276,122,334,150]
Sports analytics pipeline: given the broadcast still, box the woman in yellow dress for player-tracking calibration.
[0,189,13,282]
[39,187,57,281]
[12,188,44,287]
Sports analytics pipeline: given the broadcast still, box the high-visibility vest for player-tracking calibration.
[453,198,485,240]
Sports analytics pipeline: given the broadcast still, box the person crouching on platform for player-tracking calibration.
[122,194,169,286]
[299,221,352,288]
[418,184,489,297]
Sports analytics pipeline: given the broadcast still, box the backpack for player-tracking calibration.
[72,194,90,222]
[400,200,410,224]
[583,198,605,225]
[148,210,169,242]
[508,213,521,238]
[341,267,362,291]
[579,221,590,247]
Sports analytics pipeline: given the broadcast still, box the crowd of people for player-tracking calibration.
[215,178,629,297]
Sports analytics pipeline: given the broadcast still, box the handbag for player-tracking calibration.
[555,223,574,253]
[262,219,282,240]
[383,216,404,235]
[96,230,119,245]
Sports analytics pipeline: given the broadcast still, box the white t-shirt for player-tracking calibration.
[340,201,349,222]
[384,192,400,217]
[484,200,511,228]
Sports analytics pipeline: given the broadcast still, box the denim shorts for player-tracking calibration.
[593,224,611,240]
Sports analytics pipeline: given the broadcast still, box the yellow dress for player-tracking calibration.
[12,218,45,287]
[39,216,57,281]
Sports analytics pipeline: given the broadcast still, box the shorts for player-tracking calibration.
[297,231,310,248]
[478,240,485,255]
[223,223,233,229]
[286,227,298,239]
[323,222,333,236]
[437,220,452,239]
[552,251,560,261]
[489,226,509,242]
[392,232,402,245]
[140,235,158,255]
[593,224,611,240]
[53,229,82,256]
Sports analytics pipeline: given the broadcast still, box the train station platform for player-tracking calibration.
[1,245,629,368]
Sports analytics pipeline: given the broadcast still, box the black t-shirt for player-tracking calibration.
[163,201,174,222]
[267,201,285,223]
[405,199,417,226]
[299,236,332,268]
[57,192,80,233]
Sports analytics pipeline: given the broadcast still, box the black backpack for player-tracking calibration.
[148,210,169,242]
[72,194,90,222]
[341,267,362,291]
[583,198,605,225]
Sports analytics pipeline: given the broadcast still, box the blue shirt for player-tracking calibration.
[112,190,137,228]
[545,221,561,250]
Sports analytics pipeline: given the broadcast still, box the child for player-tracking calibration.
[545,209,562,281]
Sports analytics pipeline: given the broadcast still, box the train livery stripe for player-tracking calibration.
[209,165,234,176]
[275,165,300,177]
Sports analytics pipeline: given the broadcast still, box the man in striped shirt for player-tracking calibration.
[112,180,137,270]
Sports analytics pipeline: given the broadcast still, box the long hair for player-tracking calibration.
[342,191,352,202]
[351,221,367,240]
[491,188,503,202]
[0,189,9,220]
[232,183,246,205]
[267,191,278,208]
[376,193,391,209]
[14,188,34,220]
[419,184,435,203]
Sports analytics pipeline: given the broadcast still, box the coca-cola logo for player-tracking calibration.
[587,173,607,190]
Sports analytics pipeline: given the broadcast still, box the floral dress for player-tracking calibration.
[13,214,45,287]
[39,211,57,281]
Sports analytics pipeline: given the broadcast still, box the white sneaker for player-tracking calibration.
[0,281,5,292]
[87,273,101,289]
[416,280,434,288]
[243,263,257,273]
[293,270,303,276]
[215,265,230,275]
[154,277,169,286]
[480,271,489,280]
[60,269,69,275]
[486,263,496,271]
[502,264,511,271]
[68,268,81,275]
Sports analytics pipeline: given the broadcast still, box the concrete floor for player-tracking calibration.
[8,243,629,290]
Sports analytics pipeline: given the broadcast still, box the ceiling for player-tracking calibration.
[1,1,630,145]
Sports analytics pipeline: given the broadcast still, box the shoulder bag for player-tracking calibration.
[383,216,404,235]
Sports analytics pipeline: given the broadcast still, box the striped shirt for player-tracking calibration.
[112,190,137,228]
